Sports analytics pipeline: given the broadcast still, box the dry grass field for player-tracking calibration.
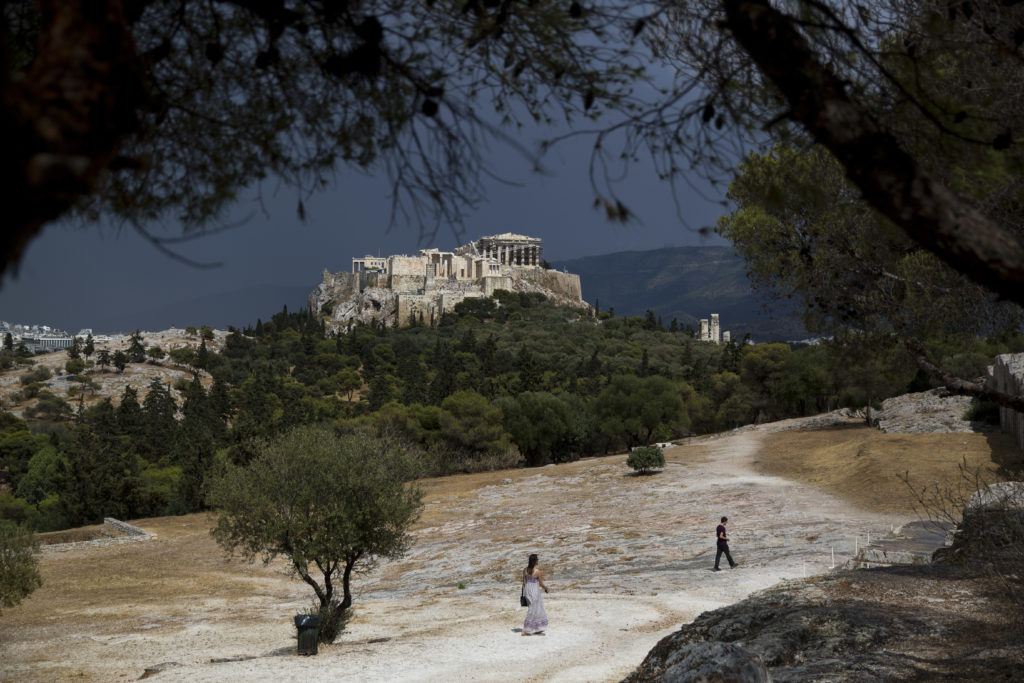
[752,425,1022,516]
[1,421,1018,682]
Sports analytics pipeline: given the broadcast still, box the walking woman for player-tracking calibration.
[521,553,550,635]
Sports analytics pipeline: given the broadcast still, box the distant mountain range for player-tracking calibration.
[90,284,312,334]
[551,246,807,342]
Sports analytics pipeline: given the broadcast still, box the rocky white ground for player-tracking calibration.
[1,419,920,683]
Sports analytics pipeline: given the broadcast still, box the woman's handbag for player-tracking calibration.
[520,592,529,607]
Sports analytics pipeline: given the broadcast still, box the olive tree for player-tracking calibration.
[208,425,423,642]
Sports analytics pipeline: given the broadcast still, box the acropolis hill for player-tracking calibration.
[308,233,587,332]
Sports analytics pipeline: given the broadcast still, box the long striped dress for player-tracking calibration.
[522,571,548,634]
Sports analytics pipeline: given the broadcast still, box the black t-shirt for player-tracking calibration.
[716,524,728,547]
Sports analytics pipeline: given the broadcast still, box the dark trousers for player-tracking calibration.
[715,544,735,569]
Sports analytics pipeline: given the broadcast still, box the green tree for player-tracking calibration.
[366,373,398,411]
[82,333,94,360]
[0,415,48,492]
[127,330,146,362]
[0,520,42,613]
[16,443,65,506]
[185,326,198,336]
[96,348,111,371]
[142,378,178,461]
[717,142,1023,408]
[116,385,144,435]
[67,336,81,359]
[200,326,214,341]
[112,350,128,373]
[175,375,218,510]
[496,391,573,466]
[594,375,686,449]
[60,425,141,526]
[515,346,542,393]
[64,358,86,375]
[208,426,423,642]
[195,339,210,369]
[439,390,511,459]
[3,333,12,352]
[336,369,362,403]
[739,343,791,421]
[146,346,165,362]
[168,346,196,367]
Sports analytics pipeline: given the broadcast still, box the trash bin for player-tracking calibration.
[294,614,320,655]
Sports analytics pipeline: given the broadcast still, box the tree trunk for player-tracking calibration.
[340,556,357,611]
[722,0,1024,307]
[904,337,1024,412]
[1,0,143,278]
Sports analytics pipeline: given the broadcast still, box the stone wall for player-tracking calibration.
[389,274,427,293]
[520,269,582,302]
[989,353,1024,452]
[481,275,513,296]
[42,518,156,554]
[390,255,426,276]
[396,293,440,326]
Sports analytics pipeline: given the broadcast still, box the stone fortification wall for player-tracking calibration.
[389,274,427,293]
[482,275,513,296]
[390,255,426,276]
[439,291,484,315]
[364,271,386,289]
[396,293,439,326]
[989,354,1024,452]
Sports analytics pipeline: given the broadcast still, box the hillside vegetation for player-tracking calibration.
[1,292,1021,534]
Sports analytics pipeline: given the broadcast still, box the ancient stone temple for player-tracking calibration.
[456,233,543,267]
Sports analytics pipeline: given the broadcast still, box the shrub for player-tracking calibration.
[964,401,1000,426]
[310,599,353,644]
[627,446,665,474]
[19,366,51,385]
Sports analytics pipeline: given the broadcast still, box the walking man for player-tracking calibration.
[714,516,738,571]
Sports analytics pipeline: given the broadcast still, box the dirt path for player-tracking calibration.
[0,427,918,682]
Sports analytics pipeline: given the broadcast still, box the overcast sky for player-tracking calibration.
[0,128,729,333]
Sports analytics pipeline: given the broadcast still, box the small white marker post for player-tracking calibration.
[831,547,835,569]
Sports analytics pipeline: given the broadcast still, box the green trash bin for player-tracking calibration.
[294,614,320,655]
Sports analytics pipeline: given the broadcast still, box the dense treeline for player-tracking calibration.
[1,292,1020,532]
